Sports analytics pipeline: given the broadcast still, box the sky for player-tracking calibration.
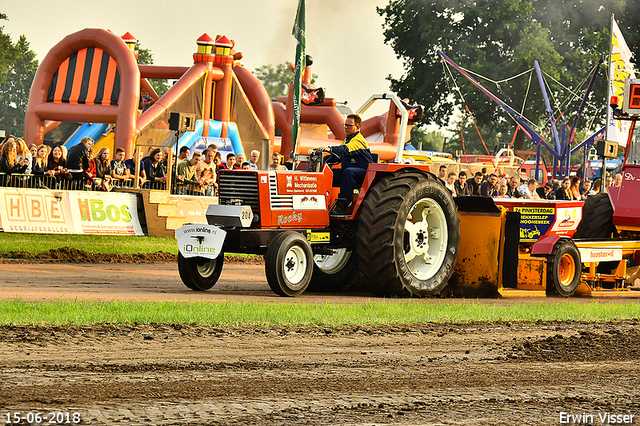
[3,0,405,113]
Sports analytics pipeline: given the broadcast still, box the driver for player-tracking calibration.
[320,114,374,215]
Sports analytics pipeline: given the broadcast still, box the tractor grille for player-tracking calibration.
[219,173,259,213]
[269,173,294,209]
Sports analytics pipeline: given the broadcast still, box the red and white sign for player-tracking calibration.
[579,247,622,263]
[549,207,582,235]
[293,194,326,210]
[277,173,321,194]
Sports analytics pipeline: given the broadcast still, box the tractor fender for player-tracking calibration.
[351,164,437,219]
[531,235,568,255]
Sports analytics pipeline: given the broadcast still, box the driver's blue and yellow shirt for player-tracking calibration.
[328,132,375,170]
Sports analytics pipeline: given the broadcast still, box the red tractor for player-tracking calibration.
[176,94,461,297]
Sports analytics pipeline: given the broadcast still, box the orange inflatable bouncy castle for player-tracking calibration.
[24,29,140,158]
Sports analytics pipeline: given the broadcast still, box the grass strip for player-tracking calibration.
[0,233,177,255]
[1,299,640,327]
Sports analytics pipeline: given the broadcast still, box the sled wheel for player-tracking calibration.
[357,170,460,297]
[546,240,581,297]
[265,232,314,297]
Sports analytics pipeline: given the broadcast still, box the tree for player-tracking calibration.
[0,15,38,136]
[135,41,169,96]
[377,0,633,152]
[253,62,317,99]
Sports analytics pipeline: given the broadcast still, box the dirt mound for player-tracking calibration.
[1,247,265,264]
[511,327,640,362]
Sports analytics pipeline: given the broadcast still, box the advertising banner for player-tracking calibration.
[67,192,144,235]
[0,189,143,235]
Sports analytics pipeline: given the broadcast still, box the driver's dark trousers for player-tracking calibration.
[332,167,367,202]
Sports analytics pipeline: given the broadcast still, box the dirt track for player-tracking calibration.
[2,258,640,425]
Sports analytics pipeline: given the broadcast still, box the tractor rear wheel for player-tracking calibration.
[308,249,358,292]
[546,240,581,297]
[356,170,460,297]
[265,231,314,297]
[573,193,615,239]
[178,253,224,291]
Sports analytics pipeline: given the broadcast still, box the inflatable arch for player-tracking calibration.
[24,28,140,158]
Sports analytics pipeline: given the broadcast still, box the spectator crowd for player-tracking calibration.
[438,162,619,201]
[0,134,295,196]
[0,134,621,201]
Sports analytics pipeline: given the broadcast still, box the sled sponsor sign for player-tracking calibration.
[514,206,555,242]
[578,247,622,263]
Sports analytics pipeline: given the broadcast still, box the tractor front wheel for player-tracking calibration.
[265,231,314,297]
[178,253,224,291]
[546,240,581,297]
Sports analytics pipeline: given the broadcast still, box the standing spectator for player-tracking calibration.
[207,143,218,156]
[218,152,236,170]
[177,146,190,162]
[28,143,38,158]
[87,147,113,188]
[66,137,94,182]
[32,145,50,175]
[497,184,509,198]
[139,89,154,112]
[613,173,622,187]
[235,153,246,169]
[589,178,602,196]
[140,145,156,179]
[284,151,295,170]
[269,152,287,170]
[196,149,217,196]
[213,151,223,172]
[517,178,540,199]
[15,138,32,175]
[579,179,592,197]
[177,151,202,194]
[124,147,147,186]
[536,180,555,199]
[445,172,457,196]
[249,149,260,170]
[242,162,251,170]
[466,171,483,196]
[1,139,29,175]
[437,164,448,184]
[45,146,70,182]
[570,176,583,200]
[454,171,470,196]
[506,176,521,198]
[480,173,499,197]
[145,147,167,187]
[110,147,132,184]
[605,173,613,187]
[555,177,574,200]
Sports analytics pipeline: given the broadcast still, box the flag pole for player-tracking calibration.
[291,0,306,157]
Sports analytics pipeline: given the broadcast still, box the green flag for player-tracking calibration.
[291,0,305,155]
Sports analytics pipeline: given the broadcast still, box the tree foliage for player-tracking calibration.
[378,0,640,154]
[0,15,38,136]
[254,63,295,99]
[135,41,169,97]
[253,62,317,99]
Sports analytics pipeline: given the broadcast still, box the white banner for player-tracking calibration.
[607,16,636,147]
[0,189,143,235]
[67,192,144,235]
